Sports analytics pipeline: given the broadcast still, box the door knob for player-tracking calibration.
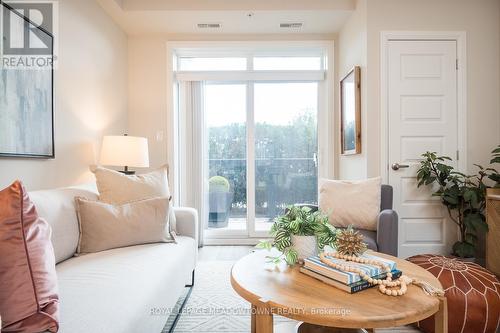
[391,163,410,171]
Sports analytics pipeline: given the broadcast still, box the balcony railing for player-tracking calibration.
[208,157,318,222]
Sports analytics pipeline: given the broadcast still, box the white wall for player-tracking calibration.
[365,0,500,177]
[336,0,368,180]
[128,38,169,169]
[0,0,128,190]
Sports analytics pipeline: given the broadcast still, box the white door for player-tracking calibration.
[387,40,459,258]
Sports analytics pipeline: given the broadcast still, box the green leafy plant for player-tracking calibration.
[256,206,337,265]
[209,176,230,193]
[489,145,500,187]
[416,151,498,258]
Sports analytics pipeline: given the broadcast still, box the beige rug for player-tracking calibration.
[164,261,421,333]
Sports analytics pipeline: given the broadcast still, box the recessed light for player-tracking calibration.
[280,23,303,29]
[197,23,222,29]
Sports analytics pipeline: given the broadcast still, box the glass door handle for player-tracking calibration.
[391,163,410,171]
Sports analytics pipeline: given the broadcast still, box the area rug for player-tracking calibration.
[163,261,421,333]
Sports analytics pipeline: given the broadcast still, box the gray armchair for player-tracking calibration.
[297,185,399,257]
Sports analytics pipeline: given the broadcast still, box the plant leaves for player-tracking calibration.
[256,240,273,250]
[284,248,298,265]
[452,241,475,258]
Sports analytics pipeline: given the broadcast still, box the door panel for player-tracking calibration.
[204,82,319,239]
[253,82,319,234]
[205,83,247,233]
[387,40,458,258]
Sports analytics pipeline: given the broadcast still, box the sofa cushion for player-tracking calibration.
[93,166,177,231]
[93,166,171,203]
[0,181,59,332]
[56,237,196,333]
[75,196,173,254]
[30,185,98,263]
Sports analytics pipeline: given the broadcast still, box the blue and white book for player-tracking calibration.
[300,267,402,294]
[303,253,397,285]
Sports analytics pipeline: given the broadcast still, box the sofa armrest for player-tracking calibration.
[377,209,399,257]
[174,207,198,243]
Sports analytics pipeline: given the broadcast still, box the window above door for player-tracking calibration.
[172,42,330,81]
[177,56,323,71]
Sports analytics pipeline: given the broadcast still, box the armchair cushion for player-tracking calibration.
[357,229,378,251]
[294,191,398,256]
[319,177,382,231]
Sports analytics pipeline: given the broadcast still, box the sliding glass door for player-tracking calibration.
[205,83,247,232]
[204,82,318,238]
[253,82,318,232]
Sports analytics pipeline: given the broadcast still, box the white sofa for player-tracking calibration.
[29,184,198,333]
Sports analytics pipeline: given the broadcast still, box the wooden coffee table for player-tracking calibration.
[231,250,447,333]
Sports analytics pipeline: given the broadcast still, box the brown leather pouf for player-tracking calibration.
[407,254,500,333]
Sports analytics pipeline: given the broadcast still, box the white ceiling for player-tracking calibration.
[96,0,355,35]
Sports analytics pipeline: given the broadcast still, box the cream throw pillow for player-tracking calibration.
[75,197,173,254]
[92,166,176,231]
[318,177,382,231]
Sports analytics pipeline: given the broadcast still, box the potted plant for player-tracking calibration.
[416,150,499,259]
[489,145,500,187]
[208,176,234,228]
[257,206,337,265]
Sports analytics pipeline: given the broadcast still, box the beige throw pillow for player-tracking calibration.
[93,166,171,203]
[75,197,173,254]
[92,166,176,231]
[318,177,382,231]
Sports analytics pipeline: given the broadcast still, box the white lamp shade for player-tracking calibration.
[100,135,149,168]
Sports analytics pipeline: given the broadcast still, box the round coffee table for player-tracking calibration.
[231,250,448,333]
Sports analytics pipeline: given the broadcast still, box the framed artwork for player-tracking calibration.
[0,2,55,158]
[340,66,361,155]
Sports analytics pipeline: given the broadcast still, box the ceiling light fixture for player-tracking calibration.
[280,23,303,29]
[197,23,222,29]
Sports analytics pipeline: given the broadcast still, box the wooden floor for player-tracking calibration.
[198,245,254,262]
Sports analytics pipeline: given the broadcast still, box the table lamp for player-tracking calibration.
[99,134,149,175]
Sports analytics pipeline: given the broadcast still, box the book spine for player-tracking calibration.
[350,271,402,293]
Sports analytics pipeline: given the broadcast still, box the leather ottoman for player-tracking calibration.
[407,254,500,333]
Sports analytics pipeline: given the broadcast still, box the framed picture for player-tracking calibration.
[340,66,361,155]
[0,2,55,158]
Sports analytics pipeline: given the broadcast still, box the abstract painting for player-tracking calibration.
[0,69,54,158]
[0,3,54,158]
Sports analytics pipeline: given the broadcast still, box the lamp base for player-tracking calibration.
[119,166,135,175]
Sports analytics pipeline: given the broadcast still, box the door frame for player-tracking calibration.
[380,31,468,183]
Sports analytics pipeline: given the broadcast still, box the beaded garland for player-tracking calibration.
[319,251,443,297]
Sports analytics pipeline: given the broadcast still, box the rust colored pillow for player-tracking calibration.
[407,254,500,333]
[0,181,59,332]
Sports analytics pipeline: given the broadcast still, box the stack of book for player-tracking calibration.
[300,253,402,293]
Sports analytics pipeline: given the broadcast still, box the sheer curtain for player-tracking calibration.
[178,81,207,247]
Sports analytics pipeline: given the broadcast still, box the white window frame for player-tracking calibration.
[166,41,335,243]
